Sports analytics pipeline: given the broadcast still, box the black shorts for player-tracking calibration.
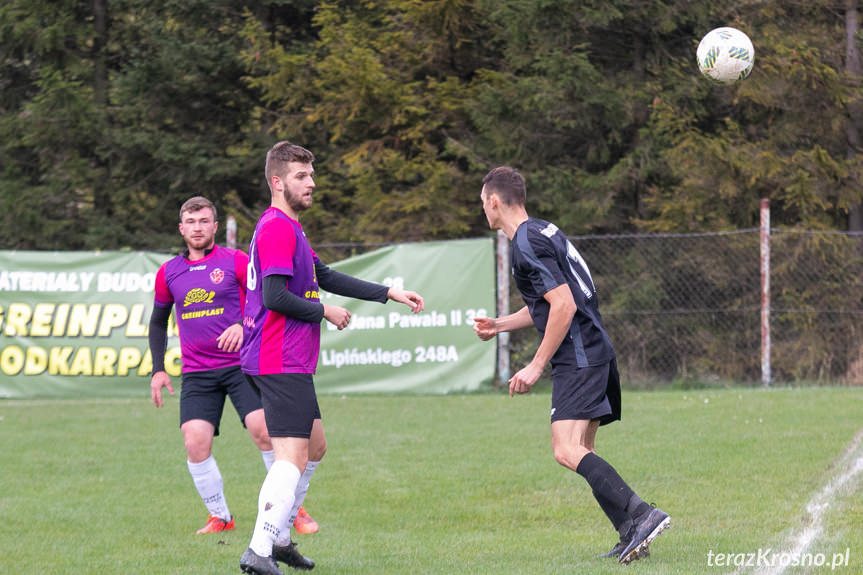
[550,358,621,426]
[245,373,321,438]
[180,365,263,435]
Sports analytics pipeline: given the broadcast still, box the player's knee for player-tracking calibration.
[552,443,587,471]
[184,437,211,462]
[254,430,272,451]
[249,423,271,449]
[181,420,215,459]
[552,444,573,468]
[309,437,327,462]
[245,412,272,449]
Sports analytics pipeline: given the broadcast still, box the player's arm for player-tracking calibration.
[148,304,171,373]
[473,306,533,340]
[315,260,424,313]
[262,274,325,322]
[508,284,576,396]
[254,222,351,329]
[234,249,249,307]
[148,302,174,407]
[216,323,243,353]
[506,229,576,396]
[262,274,352,330]
[315,261,388,302]
[215,250,248,353]
[149,264,175,407]
[529,284,577,370]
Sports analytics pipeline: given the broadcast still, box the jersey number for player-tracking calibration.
[247,228,258,291]
[566,240,595,299]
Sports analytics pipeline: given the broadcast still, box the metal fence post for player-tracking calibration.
[760,199,772,386]
[226,215,237,250]
[496,230,511,385]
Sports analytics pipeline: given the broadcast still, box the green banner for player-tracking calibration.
[317,238,496,393]
[0,251,175,398]
[0,238,495,398]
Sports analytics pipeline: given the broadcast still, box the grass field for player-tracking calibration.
[2,387,862,575]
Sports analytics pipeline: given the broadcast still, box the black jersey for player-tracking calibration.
[511,218,615,369]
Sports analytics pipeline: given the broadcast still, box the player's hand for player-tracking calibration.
[387,288,424,313]
[324,304,351,330]
[150,371,174,408]
[508,362,543,397]
[473,317,498,341]
[217,323,244,353]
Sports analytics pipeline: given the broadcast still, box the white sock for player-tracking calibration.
[276,460,320,546]
[187,456,231,520]
[261,449,275,472]
[249,461,301,557]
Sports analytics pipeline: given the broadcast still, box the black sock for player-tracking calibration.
[576,453,650,520]
[592,489,631,537]
[626,493,651,521]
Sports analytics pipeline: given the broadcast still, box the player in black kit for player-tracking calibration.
[473,166,670,564]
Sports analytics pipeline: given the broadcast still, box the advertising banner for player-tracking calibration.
[0,251,174,398]
[0,238,496,398]
[317,238,496,393]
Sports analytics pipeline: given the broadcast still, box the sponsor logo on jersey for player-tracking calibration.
[183,287,216,306]
[189,264,206,271]
[180,307,225,320]
[540,223,559,238]
[210,268,224,285]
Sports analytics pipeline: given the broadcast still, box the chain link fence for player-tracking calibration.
[770,230,863,385]
[508,229,863,387]
[318,230,862,388]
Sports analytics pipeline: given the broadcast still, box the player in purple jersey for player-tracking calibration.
[149,196,274,535]
[473,167,670,565]
[238,142,425,575]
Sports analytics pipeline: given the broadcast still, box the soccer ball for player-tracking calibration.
[696,27,754,84]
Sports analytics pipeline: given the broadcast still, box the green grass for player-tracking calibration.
[1,388,862,574]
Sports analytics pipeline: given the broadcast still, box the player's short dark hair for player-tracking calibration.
[482,166,526,206]
[179,196,217,222]
[265,141,315,190]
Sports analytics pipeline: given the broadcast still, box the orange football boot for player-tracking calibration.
[293,507,319,534]
[196,514,235,534]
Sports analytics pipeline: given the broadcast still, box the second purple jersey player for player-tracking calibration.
[148,196,273,536]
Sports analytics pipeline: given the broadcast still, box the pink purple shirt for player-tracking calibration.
[153,245,248,373]
[241,207,321,375]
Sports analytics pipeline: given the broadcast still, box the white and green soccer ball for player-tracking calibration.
[696,27,754,84]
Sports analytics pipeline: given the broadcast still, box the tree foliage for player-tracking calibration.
[1,0,861,251]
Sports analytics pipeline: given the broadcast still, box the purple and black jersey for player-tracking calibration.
[241,207,321,375]
[153,245,248,373]
[511,218,615,369]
